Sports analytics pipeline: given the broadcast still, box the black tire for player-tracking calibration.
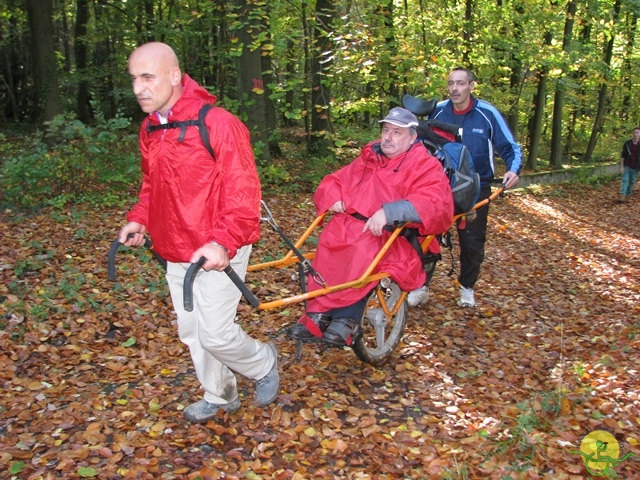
[352,280,407,366]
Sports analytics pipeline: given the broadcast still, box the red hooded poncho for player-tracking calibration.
[127,75,261,262]
[306,141,454,312]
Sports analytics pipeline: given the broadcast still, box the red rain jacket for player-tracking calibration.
[127,75,261,262]
[306,141,454,312]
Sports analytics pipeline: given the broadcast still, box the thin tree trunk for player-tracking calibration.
[584,0,621,162]
[527,31,553,170]
[302,1,311,138]
[261,45,282,157]
[308,0,335,155]
[549,0,576,169]
[1,46,19,121]
[462,0,473,64]
[235,0,271,165]
[75,0,91,123]
[565,0,595,154]
[506,2,524,137]
[25,0,63,124]
[620,10,637,122]
[61,2,72,73]
[381,2,399,108]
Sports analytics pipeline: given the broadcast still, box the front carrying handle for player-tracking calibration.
[183,257,260,312]
[108,234,167,281]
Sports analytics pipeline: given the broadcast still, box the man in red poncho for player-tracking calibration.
[288,107,454,347]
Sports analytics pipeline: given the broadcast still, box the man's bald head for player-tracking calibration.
[128,42,183,116]
[129,42,180,70]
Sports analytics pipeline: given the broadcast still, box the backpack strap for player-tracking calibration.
[197,104,215,160]
[145,103,216,160]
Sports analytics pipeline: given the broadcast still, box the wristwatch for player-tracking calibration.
[210,241,228,253]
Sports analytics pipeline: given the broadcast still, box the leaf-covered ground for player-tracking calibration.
[1,180,639,479]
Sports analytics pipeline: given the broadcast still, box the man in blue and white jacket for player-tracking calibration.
[430,67,522,308]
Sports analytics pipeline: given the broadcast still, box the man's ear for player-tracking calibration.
[170,67,182,87]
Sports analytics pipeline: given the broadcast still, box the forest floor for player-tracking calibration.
[1,179,639,479]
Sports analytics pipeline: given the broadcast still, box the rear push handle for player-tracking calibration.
[183,257,260,311]
[107,235,259,310]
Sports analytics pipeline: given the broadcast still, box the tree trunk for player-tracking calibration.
[506,2,524,137]
[283,39,297,127]
[302,2,311,138]
[526,31,553,170]
[234,0,271,165]
[25,0,63,124]
[584,0,620,162]
[75,0,91,123]
[620,10,637,122]
[144,0,155,43]
[565,0,595,154]
[60,2,72,73]
[462,0,473,64]
[308,0,335,155]
[381,2,399,108]
[261,45,282,157]
[549,0,576,169]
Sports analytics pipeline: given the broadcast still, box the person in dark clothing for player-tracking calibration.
[429,68,522,308]
[619,127,640,202]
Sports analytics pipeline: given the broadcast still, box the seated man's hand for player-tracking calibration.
[362,208,387,237]
[328,200,346,213]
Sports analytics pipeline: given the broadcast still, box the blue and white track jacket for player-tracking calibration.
[431,96,522,186]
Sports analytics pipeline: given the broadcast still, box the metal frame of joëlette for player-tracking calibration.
[241,185,505,312]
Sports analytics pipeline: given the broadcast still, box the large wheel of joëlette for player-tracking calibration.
[352,279,408,366]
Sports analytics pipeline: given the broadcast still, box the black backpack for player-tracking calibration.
[403,94,481,215]
[418,124,480,215]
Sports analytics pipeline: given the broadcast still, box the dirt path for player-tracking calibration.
[1,180,638,479]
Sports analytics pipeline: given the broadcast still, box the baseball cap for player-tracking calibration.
[378,107,419,128]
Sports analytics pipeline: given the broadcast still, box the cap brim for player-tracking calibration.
[379,119,419,127]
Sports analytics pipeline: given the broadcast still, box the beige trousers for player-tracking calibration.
[166,245,274,405]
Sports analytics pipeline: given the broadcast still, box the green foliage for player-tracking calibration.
[487,389,568,471]
[571,171,618,187]
[257,163,293,191]
[0,113,138,209]
[4,0,640,188]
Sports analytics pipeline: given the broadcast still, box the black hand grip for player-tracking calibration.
[183,257,260,312]
[183,257,206,312]
[108,234,167,281]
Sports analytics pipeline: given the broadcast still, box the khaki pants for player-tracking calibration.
[166,245,274,405]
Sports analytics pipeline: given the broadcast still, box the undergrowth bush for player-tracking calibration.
[0,113,139,209]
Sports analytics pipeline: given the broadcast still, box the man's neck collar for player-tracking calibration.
[452,98,474,115]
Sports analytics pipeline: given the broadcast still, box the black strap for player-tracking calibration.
[145,103,215,160]
[440,230,455,276]
[349,212,437,270]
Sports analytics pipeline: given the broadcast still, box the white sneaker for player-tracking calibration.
[458,287,475,307]
[407,286,429,307]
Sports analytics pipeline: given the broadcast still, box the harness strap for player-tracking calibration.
[145,103,216,160]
